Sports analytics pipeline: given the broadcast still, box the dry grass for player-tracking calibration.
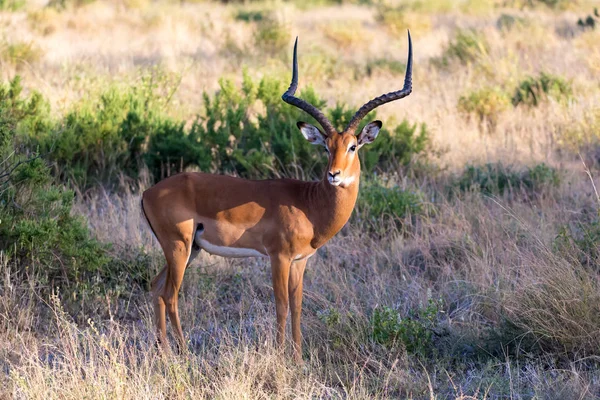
[3,0,600,398]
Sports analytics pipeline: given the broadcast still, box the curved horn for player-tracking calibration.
[282,37,336,135]
[345,30,413,134]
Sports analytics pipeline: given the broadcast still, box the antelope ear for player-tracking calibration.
[297,121,327,146]
[357,120,382,148]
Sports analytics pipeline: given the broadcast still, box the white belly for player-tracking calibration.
[196,238,266,258]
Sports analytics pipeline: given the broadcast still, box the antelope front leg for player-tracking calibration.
[270,254,291,349]
[289,258,307,364]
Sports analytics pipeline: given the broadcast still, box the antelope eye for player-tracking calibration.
[349,145,357,152]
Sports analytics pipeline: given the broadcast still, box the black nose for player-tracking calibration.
[328,170,340,178]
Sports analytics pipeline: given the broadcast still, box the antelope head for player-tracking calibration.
[282,31,413,187]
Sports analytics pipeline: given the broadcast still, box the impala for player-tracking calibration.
[141,31,413,362]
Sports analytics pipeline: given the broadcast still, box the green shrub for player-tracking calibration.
[0,41,43,70]
[253,18,290,56]
[435,29,488,67]
[496,14,528,31]
[0,0,25,11]
[364,58,407,77]
[144,120,211,180]
[355,181,424,232]
[0,78,150,313]
[577,8,599,30]
[458,87,510,130]
[371,298,443,356]
[503,0,574,9]
[533,0,573,9]
[0,76,51,154]
[374,3,431,35]
[14,71,430,187]
[26,70,179,188]
[191,73,326,178]
[180,73,430,180]
[234,9,266,22]
[455,162,560,197]
[512,72,572,107]
[47,0,96,10]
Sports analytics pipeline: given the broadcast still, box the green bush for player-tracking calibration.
[0,0,25,11]
[0,76,51,153]
[144,120,211,180]
[234,9,266,22]
[457,87,510,130]
[26,70,178,188]
[533,0,572,9]
[176,73,430,180]
[355,181,425,232]
[253,18,290,56]
[47,0,96,10]
[364,58,407,77]
[371,299,443,356]
[13,71,430,187]
[454,162,560,197]
[0,78,150,312]
[496,13,528,31]
[191,73,327,178]
[512,72,572,107]
[503,0,574,9]
[577,8,599,30]
[435,29,488,67]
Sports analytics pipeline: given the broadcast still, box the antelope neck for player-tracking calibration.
[304,170,360,249]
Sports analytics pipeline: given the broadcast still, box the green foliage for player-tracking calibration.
[234,9,266,22]
[26,70,179,187]
[371,299,443,356]
[0,0,25,11]
[577,8,599,30]
[512,72,572,107]
[496,13,528,31]
[435,29,488,67]
[458,87,510,130]
[173,73,431,180]
[533,0,572,9]
[191,73,326,178]
[11,71,430,186]
[364,58,407,77]
[253,18,290,56]
[47,0,96,10]
[144,120,211,180]
[454,162,560,197]
[0,76,50,156]
[355,181,424,232]
[374,4,410,34]
[1,159,150,299]
[503,0,574,9]
[0,78,150,309]
[0,41,43,70]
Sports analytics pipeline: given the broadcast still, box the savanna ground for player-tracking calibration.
[2,0,600,398]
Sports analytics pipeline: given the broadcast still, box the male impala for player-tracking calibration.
[141,31,413,362]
